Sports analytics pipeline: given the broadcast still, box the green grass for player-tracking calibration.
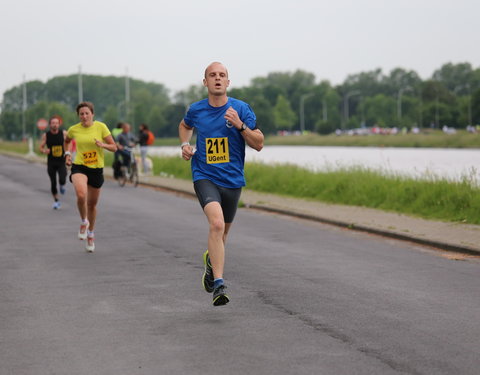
[0,140,30,153]
[244,163,480,224]
[2,140,479,224]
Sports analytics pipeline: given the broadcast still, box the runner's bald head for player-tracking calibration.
[204,62,229,78]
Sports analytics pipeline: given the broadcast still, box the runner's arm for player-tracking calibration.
[39,133,49,154]
[241,127,264,152]
[64,135,73,166]
[179,120,195,161]
[224,106,264,152]
[95,134,117,152]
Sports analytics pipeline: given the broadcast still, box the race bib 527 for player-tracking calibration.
[82,150,98,165]
[206,137,229,164]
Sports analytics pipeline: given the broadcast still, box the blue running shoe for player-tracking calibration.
[212,284,229,306]
[59,185,66,195]
[202,250,214,293]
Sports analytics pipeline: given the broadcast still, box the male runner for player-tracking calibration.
[39,115,67,209]
[179,62,264,306]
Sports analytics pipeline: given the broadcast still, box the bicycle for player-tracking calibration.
[118,146,139,187]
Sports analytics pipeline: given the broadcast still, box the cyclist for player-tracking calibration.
[116,122,137,171]
[39,115,67,209]
[64,102,117,252]
[179,62,264,306]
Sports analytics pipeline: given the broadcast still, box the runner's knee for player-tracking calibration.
[87,200,97,210]
[209,217,225,234]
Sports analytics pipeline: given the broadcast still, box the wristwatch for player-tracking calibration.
[239,123,247,132]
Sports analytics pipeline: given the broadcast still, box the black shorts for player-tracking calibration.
[194,179,242,224]
[70,164,104,189]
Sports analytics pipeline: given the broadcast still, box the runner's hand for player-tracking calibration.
[65,154,72,166]
[182,145,195,161]
[224,106,241,129]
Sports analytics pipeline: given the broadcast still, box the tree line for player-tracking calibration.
[1,62,479,139]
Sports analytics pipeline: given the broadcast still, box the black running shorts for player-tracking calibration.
[193,179,242,223]
[70,164,104,189]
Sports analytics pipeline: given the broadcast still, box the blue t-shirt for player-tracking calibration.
[184,97,257,188]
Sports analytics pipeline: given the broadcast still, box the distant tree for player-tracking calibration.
[363,94,396,127]
[174,84,206,108]
[421,80,457,127]
[471,88,480,125]
[273,95,297,130]
[131,88,154,125]
[384,68,422,97]
[229,86,275,134]
[102,106,119,130]
[250,78,285,107]
[163,103,187,137]
[250,96,275,135]
[0,111,20,139]
[340,68,386,98]
[455,95,472,126]
[147,106,167,136]
[432,62,474,94]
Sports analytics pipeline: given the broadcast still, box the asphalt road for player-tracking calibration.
[1,154,479,375]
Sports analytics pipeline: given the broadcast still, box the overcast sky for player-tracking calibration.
[1,0,479,99]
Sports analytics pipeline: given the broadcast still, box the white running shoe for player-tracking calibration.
[78,220,89,240]
[85,235,95,253]
[52,201,61,210]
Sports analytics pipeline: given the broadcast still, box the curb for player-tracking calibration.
[246,204,480,256]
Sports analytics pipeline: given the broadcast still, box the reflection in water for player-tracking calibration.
[148,146,480,184]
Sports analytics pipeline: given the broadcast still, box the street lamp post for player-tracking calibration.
[117,101,125,120]
[322,97,328,122]
[125,67,130,128]
[467,84,472,126]
[22,75,27,140]
[78,65,83,103]
[299,93,313,133]
[397,86,413,123]
[454,84,472,125]
[343,90,360,129]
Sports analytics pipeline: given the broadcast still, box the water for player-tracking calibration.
[148,146,480,184]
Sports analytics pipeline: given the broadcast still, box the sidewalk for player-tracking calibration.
[10,151,480,255]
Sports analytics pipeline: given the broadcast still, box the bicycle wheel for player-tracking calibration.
[131,163,139,187]
[118,166,127,187]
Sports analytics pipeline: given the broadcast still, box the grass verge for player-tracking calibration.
[2,141,479,224]
[244,163,480,225]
